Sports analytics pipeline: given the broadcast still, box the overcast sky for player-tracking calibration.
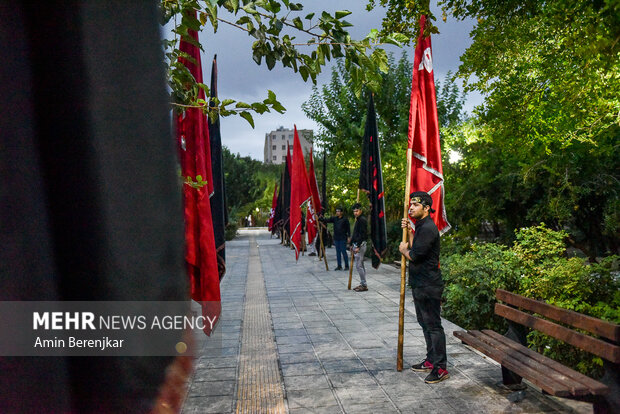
[167,1,481,160]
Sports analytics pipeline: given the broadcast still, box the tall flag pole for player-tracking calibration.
[307,148,329,270]
[321,150,328,215]
[268,183,278,232]
[176,13,220,335]
[289,126,312,260]
[397,15,450,370]
[359,94,387,269]
[209,54,228,281]
[318,150,329,260]
[274,171,283,239]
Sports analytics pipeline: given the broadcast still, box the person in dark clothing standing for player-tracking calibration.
[398,191,449,384]
[321,207,350,270]
[350,203,368,291]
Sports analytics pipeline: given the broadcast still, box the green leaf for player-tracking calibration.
[305,12,315,20]
[272,102,286,113]
[242,4,258,14]
[335,10,352,19]
[292,17,303,30]
[299,66,309,82]
[240,111,255,128]
[267,90,277,102]
[236,16,251,25]
[266,54,276,70]
[251,102,269,113]
[205,1,218,32]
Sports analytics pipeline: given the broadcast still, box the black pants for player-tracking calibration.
[413,286,447,370]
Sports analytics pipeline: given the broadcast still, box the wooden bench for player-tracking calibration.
[454,289,619,413]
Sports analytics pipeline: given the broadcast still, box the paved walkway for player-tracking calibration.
[182,229,590,413]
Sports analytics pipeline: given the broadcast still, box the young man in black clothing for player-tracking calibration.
[398,191,449,384]
[350,203,368,291]
[321,207,350,270]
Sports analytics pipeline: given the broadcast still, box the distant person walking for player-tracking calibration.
[350,203,368,291]
[321,207,350,270]
[399,191,449,384]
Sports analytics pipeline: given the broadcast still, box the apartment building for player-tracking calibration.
[263,126,313,164]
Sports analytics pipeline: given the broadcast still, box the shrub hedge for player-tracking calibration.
[441,224,619,378]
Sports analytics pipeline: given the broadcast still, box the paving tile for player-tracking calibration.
[278,343,315,354]
[286,388,340,409]
[193,367,237,382]
[187,380,235,397]
[339,402,398,413]
[284,374,331,391]
[333,387,389,405]
[321,358,367,373]
[288,407,342,414]
[281,361,324,376]
[279,351,319,364]
[195,356,238,369]
[328,372,376,388]
[276,335,311,345]
[182,395,233,414]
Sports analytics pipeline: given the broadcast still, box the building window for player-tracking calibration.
[272,145,276,150]
[282,156,286,161]
[282,135,285,139]
[281,145,285,150]
[289,134,293,139]
[272,156,276,160]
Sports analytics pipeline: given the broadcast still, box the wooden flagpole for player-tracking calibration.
[348,189,360,290]
[397,148,413,371]
[314,210,329,270]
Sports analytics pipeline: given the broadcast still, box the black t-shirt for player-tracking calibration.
[408,215,442,288]
[323,216,350,241]
[351,215,368,246]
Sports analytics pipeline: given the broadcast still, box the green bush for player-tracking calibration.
[442,243,522,332]
[224,221,238,241]
[442,223,620,378]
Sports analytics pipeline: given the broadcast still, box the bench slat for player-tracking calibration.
[482,330,609,396]
[495,303,620,363]
[454,330,572,397]
[468,330,592,396]
[496,289,620,343]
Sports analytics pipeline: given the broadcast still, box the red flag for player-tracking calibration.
[268,183,278,231]
[290,126,311,259]
[176,14,221,334]
[408,15,451,235]
[306,147,321,246]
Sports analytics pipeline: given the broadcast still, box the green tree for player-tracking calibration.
[222,147,280,224]
[371,0,619,256]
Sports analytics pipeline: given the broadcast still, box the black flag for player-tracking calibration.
[282,144,292,237]
[321,150,328,215]
[272,171,283,235]
[209,55,227,280]
[359,94,387,269]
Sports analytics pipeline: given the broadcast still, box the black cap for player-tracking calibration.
[335,206,343,212]
[352,202,362,210]
[410,191,435,213]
